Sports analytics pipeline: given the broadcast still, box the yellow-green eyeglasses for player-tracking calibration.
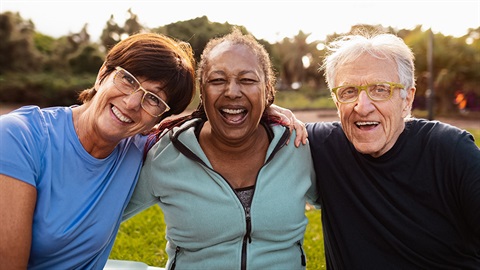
[332,82,404,103]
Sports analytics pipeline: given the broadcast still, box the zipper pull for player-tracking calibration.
[297,241,306,266]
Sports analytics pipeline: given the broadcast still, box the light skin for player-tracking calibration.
[0,67,165,268]
[72,67,165,158]
[198,43,270,189]
[333,53,415,158]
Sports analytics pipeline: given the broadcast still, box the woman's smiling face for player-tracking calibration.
[201,42,267,145]
[88,69,164,143]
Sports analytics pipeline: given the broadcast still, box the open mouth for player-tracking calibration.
[355,121,379,130]
[220,108,247,124]
[112,105,133,123]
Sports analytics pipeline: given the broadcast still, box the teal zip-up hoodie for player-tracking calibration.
[124,118,317,270]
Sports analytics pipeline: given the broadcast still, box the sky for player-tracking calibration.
[1,0,479,43]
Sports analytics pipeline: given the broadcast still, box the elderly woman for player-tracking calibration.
[0,33,196,269]
[124,29,318,270]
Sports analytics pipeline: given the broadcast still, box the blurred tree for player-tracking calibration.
[153,16,246,62]
[40,24,94,74]
[100,14,124,51]
[69,44,104,74]
[273,31,321,91]
[406,26,480,114]
[0,11,42,73]
[124,8,144,35]
[100,9,145,52]
[1,11,478,114]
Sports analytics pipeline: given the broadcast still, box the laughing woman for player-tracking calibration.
[124,29,318,270]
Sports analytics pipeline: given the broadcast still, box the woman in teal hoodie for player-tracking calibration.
[124,28,318,270]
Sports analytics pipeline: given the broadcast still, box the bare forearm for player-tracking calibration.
[0,174,36,269]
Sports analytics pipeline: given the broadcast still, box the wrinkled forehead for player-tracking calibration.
[335,53,398,85]
[206,43,262,73]
[208,42,256,60]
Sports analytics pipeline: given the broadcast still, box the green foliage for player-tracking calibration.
[110,206,325,269]
[1,10,479,113]
[275,90,336,110]
[33,32,55,54]
[0,72,95,106]
[68,44,104,74]
[152,16,248,63]
[100,15,124,51]
[0,11,42,73]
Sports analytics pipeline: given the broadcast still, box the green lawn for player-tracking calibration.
[467,129,480,146]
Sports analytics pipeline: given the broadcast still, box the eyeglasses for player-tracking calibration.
[113,67,170,117]
[332,82,404,103]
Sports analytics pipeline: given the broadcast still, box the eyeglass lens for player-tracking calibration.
[337,83,393,102]
[114,69,168,116]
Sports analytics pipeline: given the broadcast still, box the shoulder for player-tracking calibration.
[406,118,474,144]
[148,118,201,155]
[405,119,477,161]
[1,105,70,127]
[1,106,54,136]
[306,121,344,143]
[306,121,342,133]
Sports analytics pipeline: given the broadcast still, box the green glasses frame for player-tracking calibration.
[331,82,405,103]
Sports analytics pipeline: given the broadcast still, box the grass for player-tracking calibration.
[109,207,325,269]
[467,129,480,145]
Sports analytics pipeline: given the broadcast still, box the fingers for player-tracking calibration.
[293,120,308,147]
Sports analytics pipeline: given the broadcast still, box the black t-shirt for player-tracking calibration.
[306,119,480,269]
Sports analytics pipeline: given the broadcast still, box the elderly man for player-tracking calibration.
[306,32,480,269]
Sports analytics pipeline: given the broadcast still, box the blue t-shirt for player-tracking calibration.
[0,105,147,269]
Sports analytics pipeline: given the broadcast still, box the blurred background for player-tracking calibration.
[1,1,479,121]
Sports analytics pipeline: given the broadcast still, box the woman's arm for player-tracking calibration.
[0,174,36,270]
[267,104,308,147]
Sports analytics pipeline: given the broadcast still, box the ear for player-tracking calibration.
[402,87,416,118]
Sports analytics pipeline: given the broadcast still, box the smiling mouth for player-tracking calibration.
[355,121,379,129]
[220,108,247,123]
[112,106,133,123]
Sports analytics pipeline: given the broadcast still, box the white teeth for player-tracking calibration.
[222,108,244,114]
[356,121,379,126]
[112,106,133,123]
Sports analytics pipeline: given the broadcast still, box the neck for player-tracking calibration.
[199,121,268,158]
[198,121,269,188]
[72,105,118,159]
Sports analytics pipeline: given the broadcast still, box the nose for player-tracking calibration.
[354,90,375,116]
[224,80,242,99]
[123,89,143,111]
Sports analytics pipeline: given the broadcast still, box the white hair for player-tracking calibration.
[322,33,415,99]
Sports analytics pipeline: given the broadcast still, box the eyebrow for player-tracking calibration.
[208,69,259,77]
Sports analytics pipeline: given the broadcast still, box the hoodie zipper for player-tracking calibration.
[297,240,306,266]
[169,246,181,270]
[171,121,291,269]
[240,206,253,270]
